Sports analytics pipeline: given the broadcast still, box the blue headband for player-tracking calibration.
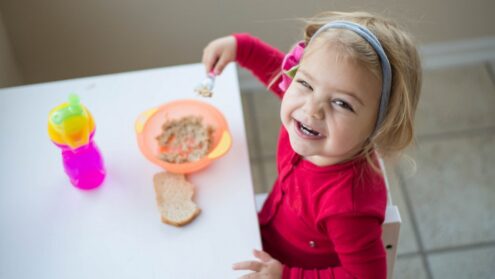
[309,20,392,133]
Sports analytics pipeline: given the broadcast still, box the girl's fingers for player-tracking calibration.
[253,249,272,262]
[202,36,235,75]
[213,54,229,75]
[202,52,218,74]
[232,261,263,272]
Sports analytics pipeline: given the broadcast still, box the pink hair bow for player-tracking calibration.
[279,41,305,92]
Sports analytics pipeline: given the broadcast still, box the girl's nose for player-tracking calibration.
[302,96,324,120]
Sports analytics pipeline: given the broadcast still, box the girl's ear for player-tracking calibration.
[279,41,305,91]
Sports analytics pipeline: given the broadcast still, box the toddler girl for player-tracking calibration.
[202,11,421,279]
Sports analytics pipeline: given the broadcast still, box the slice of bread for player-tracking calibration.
[153,172,201,227]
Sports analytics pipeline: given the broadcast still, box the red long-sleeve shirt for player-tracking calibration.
[234,33,387,279]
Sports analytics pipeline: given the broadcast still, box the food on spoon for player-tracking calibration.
[195,87,213,98]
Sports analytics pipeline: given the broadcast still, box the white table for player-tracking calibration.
[0,64,261,278]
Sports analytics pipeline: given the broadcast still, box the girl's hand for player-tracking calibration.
[232,249,283,279]
[202,36,236,76]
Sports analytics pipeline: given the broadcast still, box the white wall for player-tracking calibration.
[0,10,22,88]
[0,0,494,85]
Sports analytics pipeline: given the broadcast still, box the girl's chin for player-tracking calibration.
[287,133,316,156]
[287,132,359,166]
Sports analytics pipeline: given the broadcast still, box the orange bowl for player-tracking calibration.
[135,99,232,173]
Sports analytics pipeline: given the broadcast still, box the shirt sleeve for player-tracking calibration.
[232,33,285,98]
[282,214,387,279]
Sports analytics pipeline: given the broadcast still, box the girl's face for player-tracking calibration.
[280,40,381,166]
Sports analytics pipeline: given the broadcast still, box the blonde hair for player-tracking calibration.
[271,11,422,171]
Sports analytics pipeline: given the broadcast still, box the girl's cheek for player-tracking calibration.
[280,100,290,123]
[281,99,295,120]
[284,89,302,106]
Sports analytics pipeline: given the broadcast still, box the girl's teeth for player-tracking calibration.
[302,127,312,135]
[300,123,319,136]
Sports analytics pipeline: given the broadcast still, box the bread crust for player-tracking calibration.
[153,172,201,227]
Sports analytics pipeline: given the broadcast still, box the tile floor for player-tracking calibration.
[239,61,495,279]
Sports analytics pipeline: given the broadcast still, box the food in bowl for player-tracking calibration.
[156,116,214,164]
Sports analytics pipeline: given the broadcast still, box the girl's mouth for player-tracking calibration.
[295,120,325,140]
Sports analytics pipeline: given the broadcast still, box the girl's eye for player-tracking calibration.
[332,99,355,112]
[296,79,313,90]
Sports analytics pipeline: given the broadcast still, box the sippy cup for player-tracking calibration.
[48,94,105,189]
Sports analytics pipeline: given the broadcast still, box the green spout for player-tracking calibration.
[51,94,84,125]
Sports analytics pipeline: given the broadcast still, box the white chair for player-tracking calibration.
[254,159,401,279]
[380,159,401,279]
